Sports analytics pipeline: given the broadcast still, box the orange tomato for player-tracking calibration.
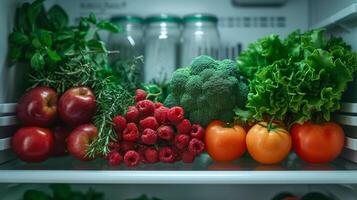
[246,122,292,164]
[205,120,246,162]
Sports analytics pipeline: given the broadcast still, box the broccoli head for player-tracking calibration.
[164,55,248,126]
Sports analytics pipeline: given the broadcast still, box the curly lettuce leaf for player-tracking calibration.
[238,29,357,125]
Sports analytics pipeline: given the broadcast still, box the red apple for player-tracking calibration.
[52,126,70,156]
[16,86,58,126]
[12,127,54,162]
[58,87,96,126]
[67,124,98,161]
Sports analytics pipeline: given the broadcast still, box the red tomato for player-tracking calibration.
[291,122,344,163]
[205,120,246,162]
[12,127,54,162]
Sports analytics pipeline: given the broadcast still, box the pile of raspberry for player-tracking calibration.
[106,89,205,167]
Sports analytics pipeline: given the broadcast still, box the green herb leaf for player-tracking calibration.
[9,46,22,62]
[16,3,31,32]
[31,37,42,49]
[9,32,30,45]
[87,40,107,53]
[23,190,51,200]
[46,48,61,62]
[27,0,44,31]
[50,184,72,200]
[37,29,52,47]
[55,30,74,42]
[48,5,69,30]
[89,13,97,24]
[97,21,121,33]
[31,52,45,70]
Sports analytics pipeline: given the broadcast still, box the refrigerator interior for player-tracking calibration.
[2,0,357,199]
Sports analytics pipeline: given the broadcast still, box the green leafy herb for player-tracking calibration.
[23,184,105,200]
[236,29,357,126]
[24,190,51,200]
[30,52,45,70]
[126,194,162,200]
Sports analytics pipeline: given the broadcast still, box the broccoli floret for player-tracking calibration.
[199,68,215,82]
[164,55,248,126]
[185,75,203,95]
[180,93,196,111]
[191,55,217,75]
[169,67,191,97]
[164,94,179,108]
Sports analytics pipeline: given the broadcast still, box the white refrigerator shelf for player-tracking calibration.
[0,154,357,184]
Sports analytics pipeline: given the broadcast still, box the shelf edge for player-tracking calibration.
[312,3,357,29]
[0,170,357,184]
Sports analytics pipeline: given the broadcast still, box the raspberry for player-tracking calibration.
[136,100,155,117]
[174,134,190,150]
[172,148,182,162]
[112,115,127,134]
[124,150,141,167]
[120,141,135,153]
[141,128,158,145]
[108,151,122,166]
[167,106,184,124]
[182,151,195,163]
[144,148,158,163]
[122,123,140,142]
[154,102,163,108]
[137,145,148,163]
[154,106,169,124]
[108,141,121,151]
[159,147,175,163]
[125,106,140,122]
[140,116,159,130]
[135,89,147,102]
[190,124,205,139]
[176,119,192,135]
[157,125,174,141]
[189,138,205,155]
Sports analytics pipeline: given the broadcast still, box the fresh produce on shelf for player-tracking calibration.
[16,86,58,127]
[205,120,246,162]
[52,126,70,156]
[106,89,205,167]
[291,122,344,163]
[127,194,162,200]
[271,192,298,200]
[236,29,357,126]
[9,0,134,157]
[12,127,54,162]
[23,184,105,200]
[271,192,333,200]
[164,55,249,126]
[246,122,291,164]
[67,124,99,161]
[58,87,97,127]
[301,192,333,200]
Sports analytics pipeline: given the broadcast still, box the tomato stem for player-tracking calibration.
[267,117,275,131]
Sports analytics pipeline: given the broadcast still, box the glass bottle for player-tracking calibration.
[181,14,221,67]
[144,14,181,83]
